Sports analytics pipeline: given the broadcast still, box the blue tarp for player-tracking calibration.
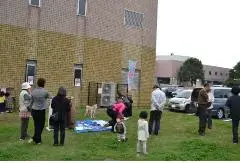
[74,119,112,133]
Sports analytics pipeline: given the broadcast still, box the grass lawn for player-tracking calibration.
[0,108,239,161]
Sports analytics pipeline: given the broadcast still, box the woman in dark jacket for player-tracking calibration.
[51,87,71,146]
[226,86,240,144]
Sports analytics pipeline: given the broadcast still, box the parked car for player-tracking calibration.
[171,88,185,97]
[168,89,192,112]
[162,87,178,98]
[190,87,232,119]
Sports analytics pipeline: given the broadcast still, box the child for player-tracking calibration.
[137,111,149,156]
[19,82,32,141]
[0,91,6,113]
[5,92,14,113]
[114,115,127,142]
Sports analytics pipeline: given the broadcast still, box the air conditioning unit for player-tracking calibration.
[100,82,116,107]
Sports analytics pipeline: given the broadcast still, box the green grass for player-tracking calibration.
[0,108,239,161]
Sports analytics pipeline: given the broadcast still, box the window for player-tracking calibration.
[209,71,211,75]
[215,72,218,76]
[29,0,40,7]
[25,60,37,85]
[220,72,223,76]
[175,91,192,99]
[77,0,87,16]
[124,9,144,28]
[214,89,231,98]
[74,64,83,87]
[226,73,228,76]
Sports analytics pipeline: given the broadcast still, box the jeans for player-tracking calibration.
[137,140,147,154]
[198,108,208,134]
[107,108,117,132]
[53,120,65,145]
[20,118,29,139]
[32,109,46,143]
[232,119,240,143]
[207,109,212,129]
[149,110,162,135]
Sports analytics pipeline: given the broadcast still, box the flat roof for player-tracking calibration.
[156,55,230,70]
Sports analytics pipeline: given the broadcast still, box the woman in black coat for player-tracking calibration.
[51,87,71,146]
[226,86,240,144]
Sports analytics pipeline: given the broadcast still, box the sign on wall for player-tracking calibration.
[128,60,137,90]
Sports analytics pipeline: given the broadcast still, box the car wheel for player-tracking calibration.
[185,105,190,113]
[217,109,224,119]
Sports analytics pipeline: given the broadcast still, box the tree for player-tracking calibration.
[225,61,240,87]
[178,57,204,85]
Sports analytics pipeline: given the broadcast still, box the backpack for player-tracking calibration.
[115,122,124,134]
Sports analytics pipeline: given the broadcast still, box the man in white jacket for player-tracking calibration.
[149,85,166,135]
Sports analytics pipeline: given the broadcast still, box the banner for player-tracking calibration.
[128,60,137,90]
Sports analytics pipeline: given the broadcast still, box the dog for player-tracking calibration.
[85,104,98,119]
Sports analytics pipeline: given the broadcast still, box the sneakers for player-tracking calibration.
[121,138,128,142]
[28,138,34,144]
[53,144,58,146]
[199,133,205,136]
[19,139,24,141]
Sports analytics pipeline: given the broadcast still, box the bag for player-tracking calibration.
[50,112,59,123]
[27,106,32,112]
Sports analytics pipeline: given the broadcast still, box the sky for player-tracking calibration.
[156,0,240,69]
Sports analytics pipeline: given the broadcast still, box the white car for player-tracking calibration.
[168,89,193,112]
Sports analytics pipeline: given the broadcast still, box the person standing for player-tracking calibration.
[114,115,127,142]
[0,91,6,113]
[19,82,32,140]
[137,111,149,156]
[197,83,211,136]
[29,78,50,144]
[51,87,71,146]
[206,89,214,129]
[149,85,166,135]
[226,86,240,144]
[5,92,14,113]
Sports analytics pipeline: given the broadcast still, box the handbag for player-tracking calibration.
[50,112,59,122]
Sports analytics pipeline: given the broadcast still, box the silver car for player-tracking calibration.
[168,90,192,112]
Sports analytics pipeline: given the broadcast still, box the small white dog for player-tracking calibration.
[85,104,98,119]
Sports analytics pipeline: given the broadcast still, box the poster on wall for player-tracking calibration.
[28,76,34,85]
[75,78,81,87]
[128,60,137,90]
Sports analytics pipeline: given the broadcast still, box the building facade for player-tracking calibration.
[0,0,158,107]
[156,55,230,85]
